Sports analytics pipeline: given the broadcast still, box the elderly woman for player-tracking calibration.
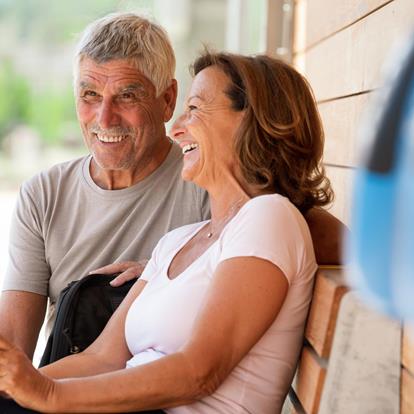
[0,52,332,414]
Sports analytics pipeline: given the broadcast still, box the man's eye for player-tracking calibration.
[81,91,100,101]
[119,92,137,101]
[188,105,197,111]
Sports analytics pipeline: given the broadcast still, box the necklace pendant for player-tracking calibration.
[207,231,213,238]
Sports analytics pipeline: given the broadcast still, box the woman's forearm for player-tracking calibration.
[40,350,127,379]
[50,352,209,413]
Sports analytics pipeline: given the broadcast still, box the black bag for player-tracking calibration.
[39,274,135,367]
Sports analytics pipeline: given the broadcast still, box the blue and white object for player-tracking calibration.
[348,32,414,319]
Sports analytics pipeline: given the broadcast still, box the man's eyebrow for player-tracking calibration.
[79,81,95,89]
[119,83,146,92]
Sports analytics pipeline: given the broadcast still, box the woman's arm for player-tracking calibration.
[47,256,288,413]
[0,257,287,413]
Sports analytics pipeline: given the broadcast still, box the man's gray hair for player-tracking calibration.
[74,12,176,96]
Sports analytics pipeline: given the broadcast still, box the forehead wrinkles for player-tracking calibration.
[79,70,147,89]
[189,73,233,110]
[190,80,221,100]
[78,61,155,94]
[187,90,232,113]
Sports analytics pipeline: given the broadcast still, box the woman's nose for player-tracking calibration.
[170,113,186,141]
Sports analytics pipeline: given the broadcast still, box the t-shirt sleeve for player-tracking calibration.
[2,181,50,295]
[139,234,164,283]
[219,196,310,284]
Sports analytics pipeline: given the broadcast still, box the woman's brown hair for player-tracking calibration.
[192,52,333,213]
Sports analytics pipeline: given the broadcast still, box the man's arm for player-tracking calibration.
[305,207,350,265]
[0,180,50,359]
[0,291,47,359]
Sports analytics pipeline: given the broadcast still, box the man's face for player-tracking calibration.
[75,57,176,173]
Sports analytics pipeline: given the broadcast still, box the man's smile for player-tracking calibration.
[94,133,128,143]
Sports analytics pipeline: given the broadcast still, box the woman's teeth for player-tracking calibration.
[182,143,198,154]
[97,135,127,143]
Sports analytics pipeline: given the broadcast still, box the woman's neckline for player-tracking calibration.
[165,195,259,281]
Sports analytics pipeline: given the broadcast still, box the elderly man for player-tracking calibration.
[0,13,209,360]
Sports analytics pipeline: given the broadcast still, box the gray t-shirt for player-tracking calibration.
[2,144,210,331]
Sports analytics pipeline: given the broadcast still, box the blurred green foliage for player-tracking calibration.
[28,88,77,145]
[0,59,31,138]
[0,58,76,145]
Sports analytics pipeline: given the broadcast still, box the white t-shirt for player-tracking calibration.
[125,194,317,414]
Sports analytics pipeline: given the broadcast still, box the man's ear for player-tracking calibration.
[162,79,178,122]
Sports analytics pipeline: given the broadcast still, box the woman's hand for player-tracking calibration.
[0,336,55,411]
[89,259,149,287]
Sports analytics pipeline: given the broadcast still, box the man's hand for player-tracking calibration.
[0,336,55,411]
[89,260,149,287]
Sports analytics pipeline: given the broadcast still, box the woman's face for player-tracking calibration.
[170,65,245,188]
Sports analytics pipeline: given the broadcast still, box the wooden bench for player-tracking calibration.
[283,267,401,414]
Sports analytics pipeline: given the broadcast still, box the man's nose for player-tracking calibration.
[170,113,186,141]
[97,99,120,129]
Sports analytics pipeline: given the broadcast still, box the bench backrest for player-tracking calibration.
[288,267,348,413]
[285,267,402,414]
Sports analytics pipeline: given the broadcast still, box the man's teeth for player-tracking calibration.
[97,135,126,143]
[182,143,198,154]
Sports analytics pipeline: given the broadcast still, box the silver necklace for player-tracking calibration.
[205,199,246,239]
